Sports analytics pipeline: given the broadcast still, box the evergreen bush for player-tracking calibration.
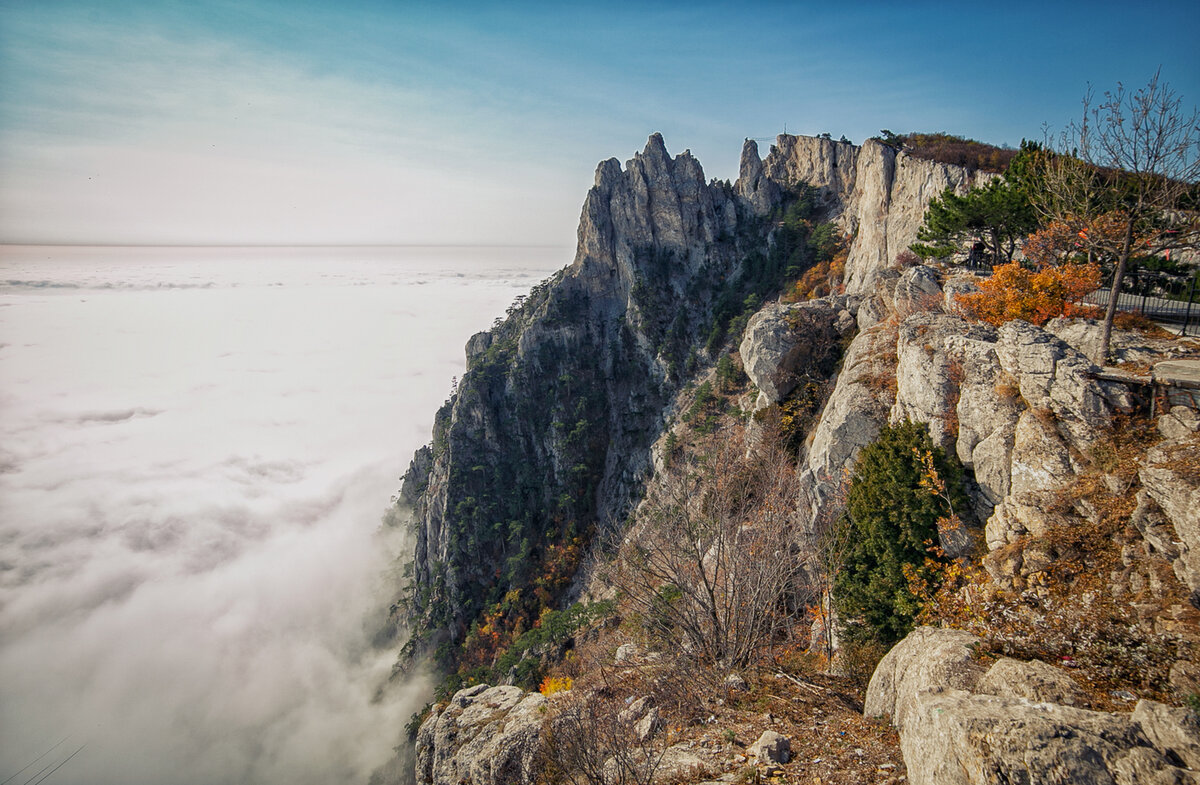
[833,420,967,647]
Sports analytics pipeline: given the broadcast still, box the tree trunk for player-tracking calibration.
[1098,219,1136,365]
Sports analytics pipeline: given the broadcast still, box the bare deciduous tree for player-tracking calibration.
[1038,70,1200,363]
[538,685,669,785]
[602,423,812,670]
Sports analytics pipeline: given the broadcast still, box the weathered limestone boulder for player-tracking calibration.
[902,691,1195,785]
[415,684,546,785]
[891,264,943,317]
[976,657,1088,706]
[1140,437,1200,603]
[739,299,854,405]
[1159,405,1200,441]
[993,320,1114,450]
[1133,699,1200,770]
[864,626,985,721]
[1046,316,1173,367]
[634,707,662,742]
[890,312,992,453]
[866,627,1200,785]
[749,730,791,763]
[941,272,979,313]
[854,268,900,330]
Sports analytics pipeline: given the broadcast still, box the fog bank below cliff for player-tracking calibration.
[0,246,563,785]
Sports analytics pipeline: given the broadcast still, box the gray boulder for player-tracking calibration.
[865,627,1200,785]
[415,684,546,785]
[976,657,1087,706]
[739,299,853,405]
[749,729,791,763]
[891,264,943,317]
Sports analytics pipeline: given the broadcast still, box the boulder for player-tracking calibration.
[865,627,1200,785]
[415,684,547,785]
[1133,699,1200,770]
[634,706,662,742]
[749,730,791,763]
[864,626,985,721]
[976,657,1087,706]
[891,264,943,316]
[890,312,992,453]
[723,672,749,692]
[1158,406,1200,441]
[739,300,852,405]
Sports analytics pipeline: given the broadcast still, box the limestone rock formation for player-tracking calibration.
[416,685,547,785]
[866,627,1200,785]
[795,320,896,528]
[400,132,747,642]
[397,131,991,651]
[1140,433,1200,603]
[739,299,854,407]
[747,135,991,296]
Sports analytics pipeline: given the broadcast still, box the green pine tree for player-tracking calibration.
[833,420,967,646]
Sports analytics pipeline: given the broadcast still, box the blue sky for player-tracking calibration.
[1,0,1197,246]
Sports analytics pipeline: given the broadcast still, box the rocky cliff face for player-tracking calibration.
[742,135,991,297]
[394,133,985,651]
[400,132,1200,784]
[398,133,749,646]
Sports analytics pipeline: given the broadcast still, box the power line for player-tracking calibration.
[25,748,86,782]
[0,737,69,785]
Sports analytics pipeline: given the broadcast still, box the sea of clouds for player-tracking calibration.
[0,245,565,785]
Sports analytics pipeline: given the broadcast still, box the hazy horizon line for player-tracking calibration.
[0,242,575,250]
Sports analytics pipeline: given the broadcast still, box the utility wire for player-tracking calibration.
[25,744,85,785]
[0,737,69,785]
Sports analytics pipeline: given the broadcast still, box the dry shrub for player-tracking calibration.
[957,262,1102,326]
[894,249,921,269]
[918,415,1186,703]
[539,686,667,785]
[602,422,812,670]
[993,372,1023,406]
[840,638,889,690]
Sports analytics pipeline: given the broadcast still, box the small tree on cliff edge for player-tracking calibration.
[833,420,967,648]
[1037,70,1200,363]
[911,143,1041,266]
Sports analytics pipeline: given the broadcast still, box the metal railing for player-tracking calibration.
[1081,267,1200,336]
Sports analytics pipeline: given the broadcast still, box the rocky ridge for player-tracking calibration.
[397,133,1200,783]
[866,626,1200,785]
[392,133,986,652]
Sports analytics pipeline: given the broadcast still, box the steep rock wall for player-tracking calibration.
[739,135,991,296]
[399,134,753,644]
[397,133,990,652]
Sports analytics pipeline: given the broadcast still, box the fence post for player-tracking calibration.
[1180,273,1198,337]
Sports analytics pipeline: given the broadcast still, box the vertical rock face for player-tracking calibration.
[740,135,991,296]
[397,132,992,653]
[400,134,749,643]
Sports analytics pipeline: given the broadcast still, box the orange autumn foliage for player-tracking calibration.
[956,262,1102,327]
[1023,213,1128,269]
